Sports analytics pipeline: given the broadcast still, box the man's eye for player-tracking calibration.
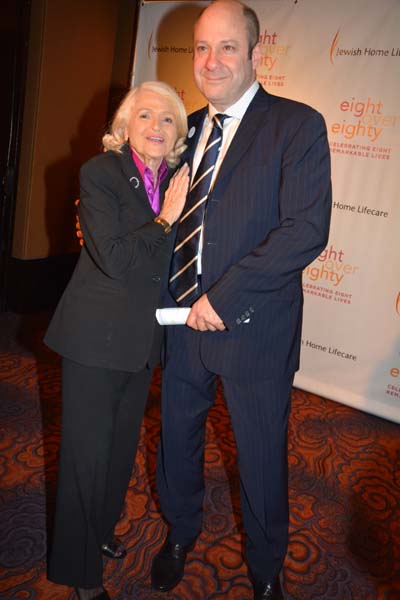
[196,45,208,53]
[139,113,150,119]
[223,45,235,52]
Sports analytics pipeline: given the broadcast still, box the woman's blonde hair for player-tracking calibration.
[102,81,188,167]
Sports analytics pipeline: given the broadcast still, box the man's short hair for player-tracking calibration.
[242,4,260,56]
[196,1,260,58]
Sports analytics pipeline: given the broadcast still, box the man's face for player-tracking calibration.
[193,1,260,111]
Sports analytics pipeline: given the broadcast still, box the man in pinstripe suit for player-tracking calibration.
[152,1,332,598]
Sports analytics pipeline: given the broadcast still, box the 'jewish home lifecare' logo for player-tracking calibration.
[330,29,400,65]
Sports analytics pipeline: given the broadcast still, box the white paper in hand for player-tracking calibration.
[156,308,190,325]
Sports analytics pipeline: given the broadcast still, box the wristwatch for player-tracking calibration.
[153,216,172,233]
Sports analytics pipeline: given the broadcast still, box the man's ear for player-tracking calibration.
[251,42,261,69]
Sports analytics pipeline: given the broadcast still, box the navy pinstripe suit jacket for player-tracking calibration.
[164,86,332,381]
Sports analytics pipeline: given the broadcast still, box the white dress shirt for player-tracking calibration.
[194,80,260,274]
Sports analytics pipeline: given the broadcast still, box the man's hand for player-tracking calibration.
[74,199,84,246]
[186,294,226,332]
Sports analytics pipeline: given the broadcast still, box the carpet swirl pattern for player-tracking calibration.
[0,312,399,599]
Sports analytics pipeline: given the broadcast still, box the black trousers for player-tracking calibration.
[157,327,293,583]
[48,357,153,587]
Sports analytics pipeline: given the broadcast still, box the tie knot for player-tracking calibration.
[213,113,227,130]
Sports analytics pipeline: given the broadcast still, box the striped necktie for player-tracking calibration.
[169,113,227,305]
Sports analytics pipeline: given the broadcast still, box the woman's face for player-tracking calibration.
[126,89,179,169]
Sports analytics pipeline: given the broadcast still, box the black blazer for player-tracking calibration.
[45,144,175,372]
[164,87,332,381]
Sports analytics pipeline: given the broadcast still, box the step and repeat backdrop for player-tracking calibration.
[132,0,400,423]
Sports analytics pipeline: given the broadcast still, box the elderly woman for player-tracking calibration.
[44,81,189,600]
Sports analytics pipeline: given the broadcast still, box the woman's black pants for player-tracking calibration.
[48,357,153,587]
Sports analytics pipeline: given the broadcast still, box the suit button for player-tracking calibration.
[152,275,161,283]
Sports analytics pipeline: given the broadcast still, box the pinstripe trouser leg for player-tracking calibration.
[222,375,293,581]
[157,326,292,580]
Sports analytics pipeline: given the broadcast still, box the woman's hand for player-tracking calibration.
[74,199,84,246]
[159,163,190,226]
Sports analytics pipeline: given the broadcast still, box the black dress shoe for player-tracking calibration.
[253,577,284,600]
[151,540,193,592]
[101,537,126,560]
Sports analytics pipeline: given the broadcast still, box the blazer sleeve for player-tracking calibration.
[207,110,332,329]
[79,157,169,280]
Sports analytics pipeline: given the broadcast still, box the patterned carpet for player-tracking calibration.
[0,312,399,600]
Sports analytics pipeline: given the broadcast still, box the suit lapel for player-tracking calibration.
[183,89,271,190]
[118,144,157,218]
[215,87,271,187]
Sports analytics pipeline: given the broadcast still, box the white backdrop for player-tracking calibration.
[132,0,400,423]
